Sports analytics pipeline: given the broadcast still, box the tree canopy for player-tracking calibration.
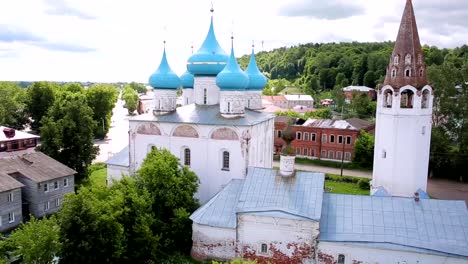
[0,82,29,130]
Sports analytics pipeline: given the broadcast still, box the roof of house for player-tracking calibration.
[342,86,375,92]
[320,193,468,257]
[0,173,24,192]
[284,94,314,101]
[0,126,40,142]
[262,96,287,102]
[190,167,325,229]
[106,146,129,167]
[0,152,77,183]
[303,118,373,131]
[130,104,275,126]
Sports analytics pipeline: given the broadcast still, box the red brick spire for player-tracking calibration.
[383,0,428,89]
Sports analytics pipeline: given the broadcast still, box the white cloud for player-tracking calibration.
[0,0,466,82]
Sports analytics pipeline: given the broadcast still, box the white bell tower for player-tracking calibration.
[371,0,434,197]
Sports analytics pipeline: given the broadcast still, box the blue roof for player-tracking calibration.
[372,186,391,197]
[130,104,275,126]
[149,48,180,89]
[320,193,468,257]
[187,16,228,76]
[190,179,244,228]
[245,48,267,90]
[190,167,325,229]
[237,168,325,221]
[216,46,249,91]
[105,146,129,167]
[180,71,194,88]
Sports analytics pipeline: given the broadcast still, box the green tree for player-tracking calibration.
[40,92,98,181]
[363,71,376,88]
[26,82,58,132]
[8,216,61,264]
[0,82,29,130]
[349,92,374,119]
[353,130,375,169]
[129,82,147,94]
[335,72,346,88]
[62,83,84,93]
[86,84,119,138]
[122,86,139,115]
[138,148,199,256]
[305,108,332,119]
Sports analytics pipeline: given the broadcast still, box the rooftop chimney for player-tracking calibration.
[3,128,15,138]
[279,155,295,177]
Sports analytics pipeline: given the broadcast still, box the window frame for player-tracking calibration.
[330,134,335,144]
[322,134,327,143]
[44,201,50,212]
[184,148,191,166]
[8,212,14,223]
[222,151,230,171]
[344,152,351,161]
[311,133,316,142]
[303,148,308,156]
[54,181,59,190]
[43,183,49,192]
[338,254,345,264]
[260,243,268,254]
[63,178,69,187]
[55,198,60,207]
[304,132,309,141]
[7,192,13,202]
[296,132,302,140]
[346,136,352,145]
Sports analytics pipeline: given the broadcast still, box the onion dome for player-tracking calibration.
[180,71,194,88]
[187,14,228,76]
[216,40,249,91]
[245,46,267,90]
[149,46,180,89]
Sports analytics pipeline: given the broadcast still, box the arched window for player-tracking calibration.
[400,89,414,109]
[419,68,424,77]
[421,89,430,109]
[184,148,191,166]
[383,89,393,108]
[227,102,231,112]
[405,67,411,77]
[418,54,423,64]
[405,54,412,65]
[391,68,397,78]
[222,151,230,171]
[203,88,207,104]
[393,55,399,65]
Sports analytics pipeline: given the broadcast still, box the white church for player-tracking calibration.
[107,1,468,263]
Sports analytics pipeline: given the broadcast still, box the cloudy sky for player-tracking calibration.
[0,0,467,82]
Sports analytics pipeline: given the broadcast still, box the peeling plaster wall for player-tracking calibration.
[191,223,236,261]
[238,214,319,264]
[317,241,468,264]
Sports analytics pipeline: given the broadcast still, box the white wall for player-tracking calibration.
[153,89,177,112]
[107,165,130,185]
[237,214,319,264]
[245,91,263,110]
[182,89,194,105]
[317,241,468,264]
[194,76,220,105]
[191,223,236,261]
[129,119,273,204]
[372,85,434,197]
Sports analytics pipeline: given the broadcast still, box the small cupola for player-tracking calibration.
[180,71,194,89]
[245,44,267,110]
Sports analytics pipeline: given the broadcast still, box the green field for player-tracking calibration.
[325,181,370,195]
[88,168,107,188]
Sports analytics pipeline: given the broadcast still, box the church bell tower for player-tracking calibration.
[371,0,434,197]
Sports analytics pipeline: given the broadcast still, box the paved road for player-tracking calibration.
[274,161,468,204]
[93,98,130,163]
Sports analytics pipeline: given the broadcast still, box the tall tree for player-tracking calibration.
[26,82,57,132]
[86,84,119,138]
[40,92,98,181]
[8,216,61,264]
[0,82,29,130]
[122,86,139,115]
[353,130,375,169]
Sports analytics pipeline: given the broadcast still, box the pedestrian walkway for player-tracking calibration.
[274,161,468,204]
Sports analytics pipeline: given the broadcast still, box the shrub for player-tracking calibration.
[358,179,370,190]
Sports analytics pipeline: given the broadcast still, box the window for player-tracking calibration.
[322,134,327,143]
[382,150,387,159]
[344,152,351,161]
[184,148,191,166]
[346,136,351,145]
[338,135,343,144]
[405,68,411,77]
[405,54,412,65]
[330,135,335,143]
[248,100,250,108]
[310,148,316,157]
[422,126,426,135]
[421,89,430,109]
[8,212,14,223]
[321,150,327,158]
[186,98,188,105]
[63,178,69,187]
[55,198,60,207]
[261,243,268,253]
[277,130,282,138]
[336,151,343,160]
[311,133,316,141]
[44,201,50,211]
[303,148,308,156]
[54,181,59,190]
[227,102,231,112]
[0,216,2,226]
[203,89,207,104]
[338,254,345,264]
[296,148,301,155]
[393,55,399,65]
[304,132,309,141]
[400,89,414,108]
[43,183,49,192]
[328,151,334,159]
[296,132,302,140]
[7,192,13,202]
[222,151,230,171]
[419,68,424,77]
[391,68,397,78]
[383,89,393,108]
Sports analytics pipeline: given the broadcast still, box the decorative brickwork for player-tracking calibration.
[172,125,199,138]
[211,128,239,140]
[136,123,161,135]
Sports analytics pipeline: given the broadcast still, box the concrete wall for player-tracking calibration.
[237,214,319,264]
[0,188,22,232]
[317,241,468,264]
[372,85,433,197]
[129,119,273,204]
[194,77,220,105]
[15,175,74,218]
[107,165,130,184]
[191,223,236,261]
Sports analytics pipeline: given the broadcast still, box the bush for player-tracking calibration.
[326,173,361,183]
[87,162,106,175]
[358,179,371,190]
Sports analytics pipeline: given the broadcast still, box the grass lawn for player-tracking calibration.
[88,168,107,188]
[325,181,370,195]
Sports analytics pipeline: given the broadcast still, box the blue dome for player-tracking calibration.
[216,45,249,91]
[180,71,194,88]
[187,16,228,76]
[149,48,180,89]
[245,48,267,90]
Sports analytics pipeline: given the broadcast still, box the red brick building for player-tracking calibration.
[274,117,374,162]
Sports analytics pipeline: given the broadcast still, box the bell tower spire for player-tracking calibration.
[383,0,428,89]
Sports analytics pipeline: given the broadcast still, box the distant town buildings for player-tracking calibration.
[262,94,314,110]
[342,85,377,103]
[0,127,75,232]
